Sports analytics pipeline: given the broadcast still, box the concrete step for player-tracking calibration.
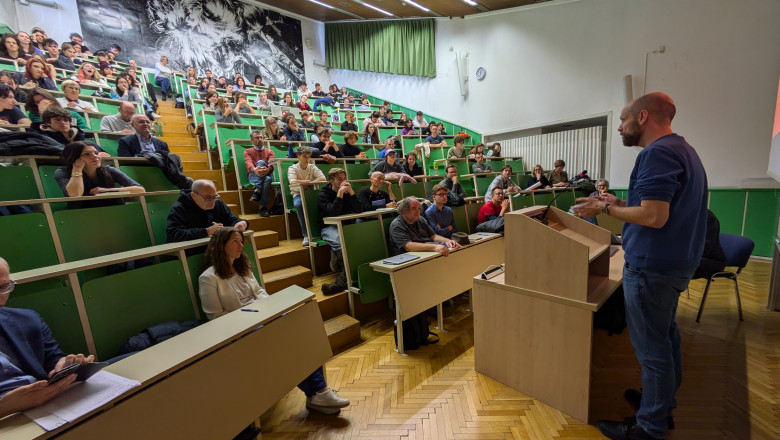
[263,265,312,294]
[256,243,310,273]
[253,230,279,250]
[324,314,361,352]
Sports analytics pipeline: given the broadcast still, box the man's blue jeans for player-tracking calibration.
[622,264,689,439]
[247,160,272,207]
[293,195,307,238]
[297,366,328,397]
[321,225,341,252]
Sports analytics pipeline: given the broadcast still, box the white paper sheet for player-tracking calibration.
[24,371,140,431]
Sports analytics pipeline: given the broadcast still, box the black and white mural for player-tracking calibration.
[76,0,305,89]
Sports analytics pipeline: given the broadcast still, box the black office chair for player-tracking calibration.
[695,233,754,323]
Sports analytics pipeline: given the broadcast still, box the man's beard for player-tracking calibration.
[621,121,641,147]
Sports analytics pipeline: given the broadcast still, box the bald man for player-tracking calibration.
[574,92,707,440]
[100,101,136,134]
[357,171,397,212]
[0,257,94,418]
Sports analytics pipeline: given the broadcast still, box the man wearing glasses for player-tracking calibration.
[166,179,248,248]
[424,184,457,239]
[0,257,94,418]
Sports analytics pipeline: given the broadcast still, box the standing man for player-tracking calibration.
[244,130,275,217]
[573,92,707,440]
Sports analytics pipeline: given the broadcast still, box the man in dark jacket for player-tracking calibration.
[166,180,247,250]
[0,257,94,418]
[119,114,192,189]
[317,168,362,295]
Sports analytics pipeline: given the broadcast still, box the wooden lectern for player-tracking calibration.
[472,205,624,423]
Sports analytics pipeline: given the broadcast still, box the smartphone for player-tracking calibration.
[48,362,108,384]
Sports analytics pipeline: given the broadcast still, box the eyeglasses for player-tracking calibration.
[0,280,16,295]
[195,192,220,202]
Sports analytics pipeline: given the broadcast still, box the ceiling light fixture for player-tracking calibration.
[463,0,478,6]
[406,0,430,12]
[360,1,393,15]
[308,0,334,8]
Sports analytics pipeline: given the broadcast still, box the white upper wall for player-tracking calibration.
[327,0,780,187]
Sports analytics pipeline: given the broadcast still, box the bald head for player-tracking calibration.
[191,179,216,193]
[629,92,676,125]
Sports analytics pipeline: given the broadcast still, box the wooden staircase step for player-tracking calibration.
[256,244,310,273]
[159,116,191,124]
[262,265,312,294]
[309,274,350,320]
[324,314,361,352]
[226,203,240,216]
[218,190,239,205]
[187,170,222,181]
[242,214,287,237]
[160,137,199,146]
[253,230,279,250]
[179,151,209,162]
[170,146,204,154]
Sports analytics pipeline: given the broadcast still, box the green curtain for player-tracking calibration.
[325,19,435,78]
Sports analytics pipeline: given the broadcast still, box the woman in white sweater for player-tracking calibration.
[198,227,350,414]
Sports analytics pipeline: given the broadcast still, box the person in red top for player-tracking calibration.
[296,93,312,112]
[244,130,276,217]
[477,187,510,225]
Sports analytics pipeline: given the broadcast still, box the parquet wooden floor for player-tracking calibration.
[257,260,780,439]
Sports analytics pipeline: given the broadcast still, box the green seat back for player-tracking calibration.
[7,281,88,355]
[452,205,469,234]
[401,136,421,155]
[82,260,197,359]
[466,201,483,232]
[302,188,323,239]
[475,175,495,198]
[342,220,387,282]
[451,160,469,176]
[533,191,554,207]
[88,115,103,131]
[345,163,371,179]
[459,177,475,197]
[233,143,253,189]
[555,190,576,212]
[505,159,523,173]
[96,136,120,156]
[400,182,426,199]
[424,147,446,177]
[216,125,250,165]
[95,100,119,114]
[119,165,177,192]
[54,203,152,261]
[0,165,40,201]
[0,212,59,271]
[515,173,531,189]
[201,111,217,149]
[267,140,290,158]
[512,193,535,210]
[146,194,178,245]
[37,165,67,211]
[357,264,393,304]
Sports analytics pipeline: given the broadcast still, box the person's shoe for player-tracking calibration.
[597,419,664,440]
[321,281,345,296]
[259,207,270,217]
[302,237,309,247]
[306,389,350,414]
[249,190,260,202]
[624,389,675,429]
[151,112,162,120]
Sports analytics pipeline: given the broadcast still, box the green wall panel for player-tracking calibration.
[743,190,780,257]
[708,190,746,236]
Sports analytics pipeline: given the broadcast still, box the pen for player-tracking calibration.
[240,309,259,312]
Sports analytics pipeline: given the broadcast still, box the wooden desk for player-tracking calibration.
[0,285,332,439]
[472,247,624,423]
[371,233,504,355]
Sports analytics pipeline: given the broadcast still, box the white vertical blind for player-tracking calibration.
[502,127,604,178]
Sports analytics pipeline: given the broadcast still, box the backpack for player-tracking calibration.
[393,312,439,350]
[175,94,185,109]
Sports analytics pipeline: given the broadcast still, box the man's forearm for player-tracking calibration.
[403,241,442,252]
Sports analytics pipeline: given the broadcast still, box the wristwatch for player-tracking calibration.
[602,203,611,215]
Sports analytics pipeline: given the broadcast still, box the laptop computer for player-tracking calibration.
[382,254,420,265]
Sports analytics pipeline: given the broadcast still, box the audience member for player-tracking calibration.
[296,93,312,111]
[446,135,466,158]
[56,80,96,112]
[111,75,142,106]
[297,82,312,98]
[100,101,136,133]
[592,178,616,197]
[468,143,485,158]
[244,130,275,217]
[437,122,447,135]
[340,131,366,158]
[484,165,520,202]
[378,137,396,159]
[20,56,56,91]
[440,165,467,203]
[54,141,144,209]
[30,28,46,52]
[402,152,424,177]
[547,159,569,187]
[32,107,86,144]
[166,179,248,244]
[389,197,460,256]
[527,164,552,189]
[0,71,26,104]
[0,84,30,126]
[312,83,326,97]
[426,124,446,146]
[75,62,107,87]
[215,97,241,124]
[382,109,396,126]
[266,85,280,103]
[471,151,492,173]
[300,110,315,129]
[69,32,90,54]
[197,228,349,414]
[340,111,357,132]
[363,111,385,128]
[252,74,264,86]
[400,119,417,136]
[203,91,219,111]
[340,94,354,110]
[280,92,294,107]
[0,34,28,65]
[358,171,397,211]
[487,142,502,157]
[263,117,286,141]
[232,77,249,93]
[16,31,40,57]
[412,111,428,129]
[0,257,96,419]
[369,149,416,183]
[424,184,457,239]
[315,129,342,158]
[317,110,332,130]
[288,146,326,246]
[477,187,509,227]
[362,122,380,145]
[357,98,371,111]
[118,114,167,156]
[154,55,174,100]
[317,168,362,295]
[25,87,87,130]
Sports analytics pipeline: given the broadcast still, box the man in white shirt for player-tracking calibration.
[412,111,428,129]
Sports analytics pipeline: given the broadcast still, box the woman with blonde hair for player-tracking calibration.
[215,96,241,124]
[75,62,107,87]
[263,117,286,141]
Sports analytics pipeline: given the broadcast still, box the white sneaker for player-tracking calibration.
[151,112,162,120]
[306,389,350,414]
[302,237,309,247]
